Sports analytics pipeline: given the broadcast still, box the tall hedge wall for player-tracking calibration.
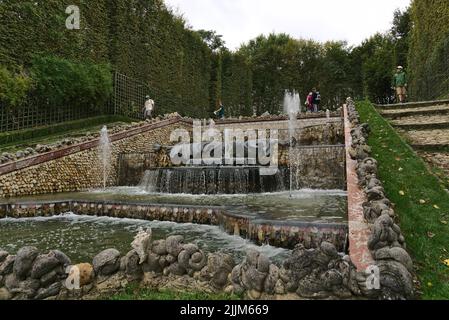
[0,0,110,67]
[408,0,449,100]
[0,0,213,118]
[220,51,253,117]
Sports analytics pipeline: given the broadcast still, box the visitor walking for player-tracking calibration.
[392,66,408,104]
[312,88,319,113]
[143,96,155,119]
[214,101,225,120]
[305,92,314,112]
[315,89,321,111]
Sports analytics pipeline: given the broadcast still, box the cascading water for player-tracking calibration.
[283,91,300,197]
[99,126,112,189]
[139,167,289,195]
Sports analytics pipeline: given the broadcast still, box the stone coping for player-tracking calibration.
[215,113,343,125]
[215,117,343,128]
[0,117,191,176]
[344,104,375,271]
[0,199,348,229]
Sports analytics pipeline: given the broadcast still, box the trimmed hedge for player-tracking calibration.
[220,51,253,117]
[0,0,212,118]
[408,0,449,100]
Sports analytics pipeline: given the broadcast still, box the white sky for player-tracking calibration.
[165,0,411,50]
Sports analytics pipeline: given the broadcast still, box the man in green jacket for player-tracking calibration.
[392,66,407,103]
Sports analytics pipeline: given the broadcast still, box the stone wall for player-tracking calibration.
[0,120,191,198]
[214,118,344,145]
[0,229,361,301]
[118,147,346,191]
[346,99,415,299]
[287,146,346,190]
[117,153,154,186]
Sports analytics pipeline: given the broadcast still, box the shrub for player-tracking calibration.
[30,55,113,111]
[0,65,32,107]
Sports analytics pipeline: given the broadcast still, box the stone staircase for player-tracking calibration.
[376,99,449,182]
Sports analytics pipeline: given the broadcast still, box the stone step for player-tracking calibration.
[393,122,449,131]
[401,128,449,147]
[391,114,449,126]
[411,144,449,152]
[375,98,449,110]
[419,151,449,175]
[381,105,449,119]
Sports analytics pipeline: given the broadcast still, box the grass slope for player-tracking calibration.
[0,115,134,153]
[357,101,449,300]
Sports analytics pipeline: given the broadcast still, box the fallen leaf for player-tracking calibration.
[444,259,449,267]
[399,191,405,196]
[427,232,435,238]
[441,220,448,225]
[434,205,440,210]
[419,199,426,204]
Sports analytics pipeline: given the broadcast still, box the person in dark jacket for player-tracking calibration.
[311,88,320,113]
[214,101,225,119]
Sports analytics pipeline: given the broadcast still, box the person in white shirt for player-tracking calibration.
[143,96,155,119]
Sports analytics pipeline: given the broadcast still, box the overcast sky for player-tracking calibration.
[165,0,411,50]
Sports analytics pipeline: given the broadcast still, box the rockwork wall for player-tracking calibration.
[0,118,192,198]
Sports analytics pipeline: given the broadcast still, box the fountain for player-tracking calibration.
[283,91,300,197]
[141,138,285,194]
[99,126,112,189]
[0,95,349,264]
[139,166,288,194]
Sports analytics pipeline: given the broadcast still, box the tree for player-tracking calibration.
[196,30,226,51]
[352,34,395,103]
[348,7,411,102]
[391,7,411,67]
[317,41,352,108]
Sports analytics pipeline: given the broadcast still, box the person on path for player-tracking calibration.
[214,101,225,120]
[315,89,321,111]
[143,95,155,119]
[311,88,320,113]
[305,92,314,112]
[392,66,408,104]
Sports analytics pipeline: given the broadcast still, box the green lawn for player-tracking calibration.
[356,101,449,300]
[0,115,134,153]
[107,284,241,301]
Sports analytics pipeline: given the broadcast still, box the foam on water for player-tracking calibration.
[88,186,347,198]
[0,213,290,264]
